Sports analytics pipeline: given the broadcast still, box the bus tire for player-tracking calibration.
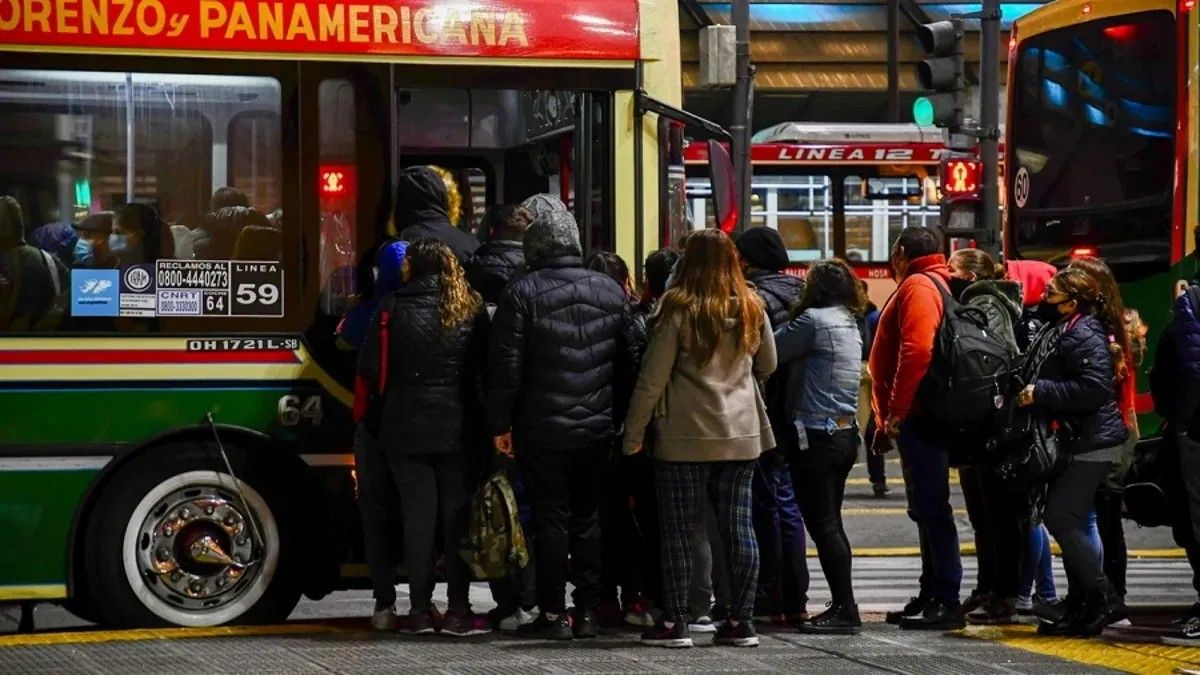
[83,445,302,628]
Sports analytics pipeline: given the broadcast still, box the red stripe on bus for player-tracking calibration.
[0,350,299,365]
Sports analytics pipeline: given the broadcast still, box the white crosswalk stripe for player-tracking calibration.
[802,557,1196,613]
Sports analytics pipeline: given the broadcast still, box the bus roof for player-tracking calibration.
[0,1,641,63]
[1013,0,1172,42]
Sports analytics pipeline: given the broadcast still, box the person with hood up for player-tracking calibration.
[943,249,1025,625]
[487,197,633,641]
[735,226,809,624]
[357,238,491,637]
[395,166,480,264]
[0,196,68,331]
[468,204,531,305]
[337,240,408,352]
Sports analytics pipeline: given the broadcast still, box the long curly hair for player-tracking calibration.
[429,165,463,226]
[660,229,764,365]
[1049,266,1129,382]
[794,258,868,318]
[403,238,482,330]
[1067,256,1137,376]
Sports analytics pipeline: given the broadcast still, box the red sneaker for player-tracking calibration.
[624,596,656,627]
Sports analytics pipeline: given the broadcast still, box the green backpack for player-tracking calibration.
[460,470,530,579]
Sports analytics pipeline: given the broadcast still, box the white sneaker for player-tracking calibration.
[1108,618,1133,628]
[371,606,398,631]
[688,615,719,633]
[499,606,539,632]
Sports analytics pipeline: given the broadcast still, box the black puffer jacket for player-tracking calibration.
[1032,314,1130,453]
[468,240,524,304]
[395,166,480,263]
[358,275,487,454]
[487,256,632,450]
[747,270,805,329]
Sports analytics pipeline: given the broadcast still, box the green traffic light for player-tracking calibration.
[913,97,935,126]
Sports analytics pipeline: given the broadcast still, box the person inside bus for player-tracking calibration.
[469,204,531,306]
[395,166,479,264]
[774,259,865,634]
[30,221,78,267]
[71,212,115,268]
[1018,268,1129,637]
[357,237,491,637]
[233,222,282,261]
[487,202,632,641]
[586,250,656,628]
[0,196,68,331]
[734,226,809,625]
[111,203,165,268]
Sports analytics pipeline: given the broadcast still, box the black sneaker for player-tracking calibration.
[899,599,966,631]
[799,603,862,635]
[571,608,599,639]
[714,619,759,647]
[886,594,930,625]
[872,481,890,498]
[516,612,573,641]
[961,590,988,615]
[640,620,693,648]
[966,596,1018,625]
[1173,602,1200,626]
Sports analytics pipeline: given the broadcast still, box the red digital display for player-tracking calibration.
[941,159,982,200]
[320,164,356,198]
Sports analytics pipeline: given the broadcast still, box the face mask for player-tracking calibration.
[73,238,94,266]
[108,233,128,256]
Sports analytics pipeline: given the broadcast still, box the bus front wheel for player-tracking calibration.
[83,446,302,627]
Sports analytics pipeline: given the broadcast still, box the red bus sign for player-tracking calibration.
[684,142,948,165]
[0,0,640,60]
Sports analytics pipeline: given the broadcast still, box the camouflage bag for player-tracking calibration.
[460,470,530,579]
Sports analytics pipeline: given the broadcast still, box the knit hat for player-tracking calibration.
[521,193,569,224]
[736,227,790,272]
[524,208,582,266]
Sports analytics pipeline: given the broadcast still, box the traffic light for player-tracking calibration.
[913,19,965,131]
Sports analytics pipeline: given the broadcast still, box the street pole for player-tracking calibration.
[886,0,900,122]
[979,0,1002,257]
[731,0,753,232]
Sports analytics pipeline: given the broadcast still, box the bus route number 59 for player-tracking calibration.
[231,263,284,317]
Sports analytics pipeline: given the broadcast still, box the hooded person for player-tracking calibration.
[336,240,408,352]
[486,204,634,640]
[0,196,68,331]
[734,226,810,622]
[736,227,805,328]
[521,193,570,226]
[395,166,479,264]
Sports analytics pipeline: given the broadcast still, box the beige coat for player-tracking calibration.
[623,306,777,462]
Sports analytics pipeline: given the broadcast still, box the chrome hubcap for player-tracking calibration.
[136,487,261,610]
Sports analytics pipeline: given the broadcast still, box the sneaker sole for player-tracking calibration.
[398,628,436,635]
[899,622,966,631]
[688,624,718,633]
[441,629,492,637]
[641,638,693,648]
[715,637,760,647]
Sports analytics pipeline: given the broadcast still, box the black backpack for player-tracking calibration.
[918,273,1017,448]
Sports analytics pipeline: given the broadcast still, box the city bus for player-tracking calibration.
[684,123,963,306]
[0,0,706,628]
[1007,0,1200,427]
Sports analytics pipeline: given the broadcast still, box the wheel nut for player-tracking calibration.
[236,537,247,547]
[163,527,174,537]
[190,582,203,594]
[180,508,191,519]
[155,547,170,562]
[216,578,226,588]
[224,515,237,526]
[205,506,215,515]
[171,572,182,582]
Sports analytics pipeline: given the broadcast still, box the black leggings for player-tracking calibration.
[959,467,1023,598]
[1045,459,1112,595]
[788,426,859,605]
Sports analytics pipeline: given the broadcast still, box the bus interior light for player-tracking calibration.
[319,164,356,198]
[1184,0,1197,12]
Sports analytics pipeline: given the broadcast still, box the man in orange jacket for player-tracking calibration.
[868,227,964,630]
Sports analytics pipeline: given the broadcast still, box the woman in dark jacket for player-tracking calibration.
[358,238,491,637]
[1017,267,1130,637]
[946,249,1024,625]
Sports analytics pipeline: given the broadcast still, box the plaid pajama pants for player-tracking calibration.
[656,459,759,622]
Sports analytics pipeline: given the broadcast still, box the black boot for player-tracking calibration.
[1036,594,1085,636]
[799,603,862,635]
[1073,580,1128,637]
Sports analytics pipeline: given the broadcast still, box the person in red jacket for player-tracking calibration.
[868,226,964,630]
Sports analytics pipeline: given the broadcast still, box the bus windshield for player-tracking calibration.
[1009,10,1175,269]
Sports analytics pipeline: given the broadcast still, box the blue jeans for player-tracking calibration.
[1018,524,1058,601]
[1087,510,1104,567]
[752,449,810,615]
[898,420,962,603]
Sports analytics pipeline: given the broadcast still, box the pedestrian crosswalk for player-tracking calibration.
[804,557,1196,613]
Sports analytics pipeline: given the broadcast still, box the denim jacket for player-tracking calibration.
[774,305,862,448]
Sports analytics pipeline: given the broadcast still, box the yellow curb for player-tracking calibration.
[960,624,1200,674]
[0,623,340,649]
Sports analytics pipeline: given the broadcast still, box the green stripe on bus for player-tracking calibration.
[0,469,96,587]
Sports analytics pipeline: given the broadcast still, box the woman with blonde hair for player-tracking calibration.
[625,228,776,649]
[358,237,490,636]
